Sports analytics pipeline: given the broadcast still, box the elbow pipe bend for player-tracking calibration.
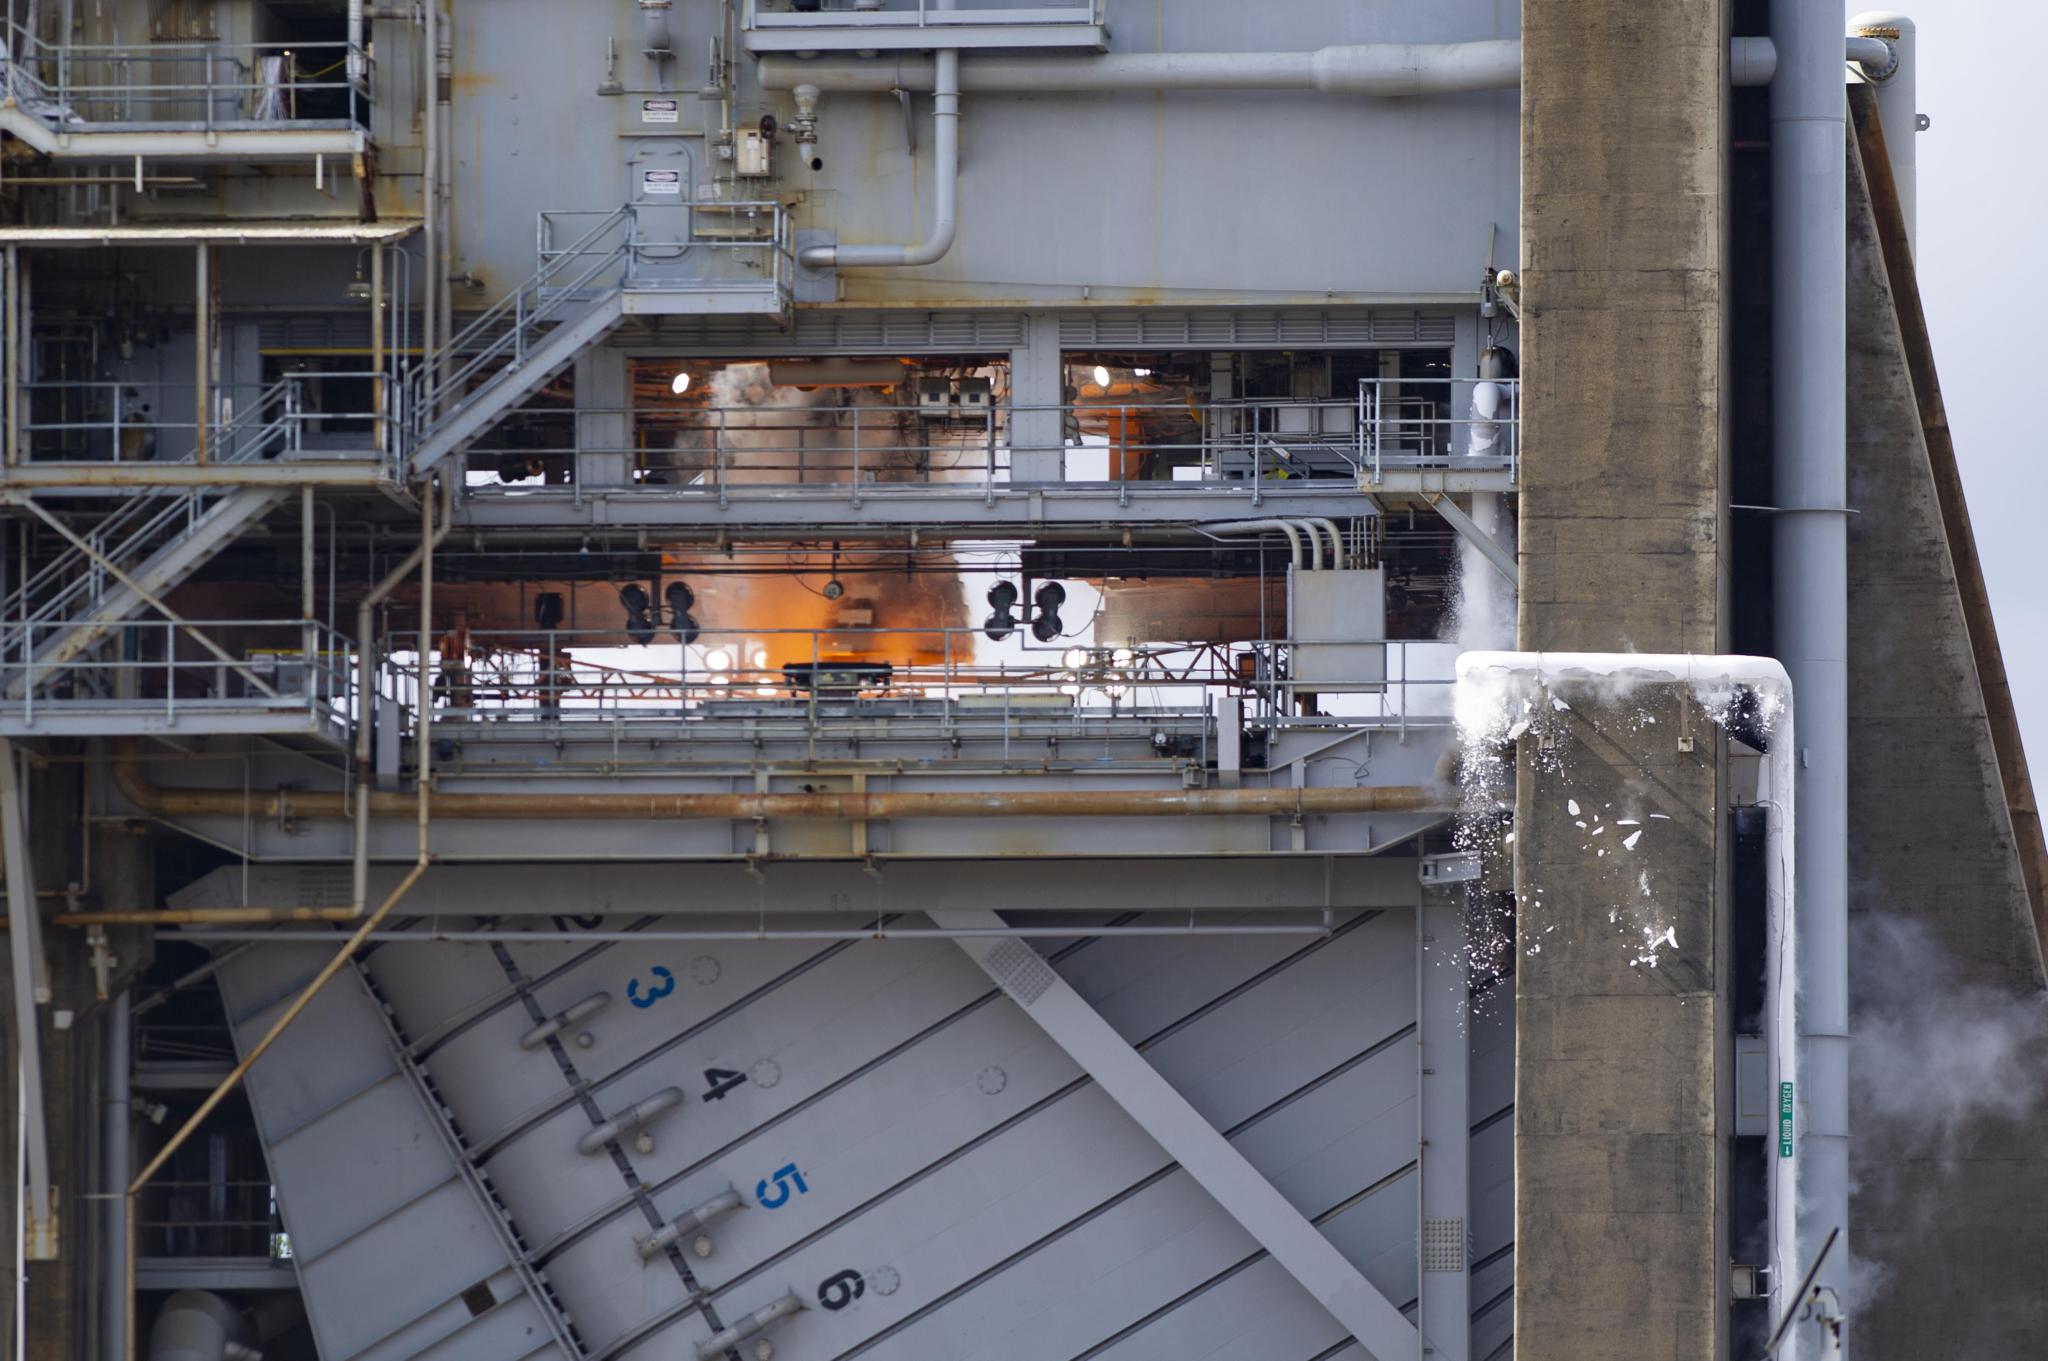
[799,49,959,269]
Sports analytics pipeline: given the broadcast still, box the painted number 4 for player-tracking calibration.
[756,1163,809,1209]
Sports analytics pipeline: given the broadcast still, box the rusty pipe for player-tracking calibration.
[112,765,1441,823]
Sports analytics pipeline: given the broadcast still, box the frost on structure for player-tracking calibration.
[1454,654,1784,982]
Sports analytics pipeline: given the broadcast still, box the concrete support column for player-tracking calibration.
[575,346,631,489]
[1009,311,1065,483]
[1517,2,1729,1358]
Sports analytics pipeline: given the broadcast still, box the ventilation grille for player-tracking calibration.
[983,938,1056,1008]
[1058,309,1455,348]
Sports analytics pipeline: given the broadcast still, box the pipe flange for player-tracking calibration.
[1851,32,1900,82]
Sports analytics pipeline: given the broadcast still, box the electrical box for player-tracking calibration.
[1286,567,1386,695]
[735,127,773,178]
[917,377,955,417]
[957,376,993,418]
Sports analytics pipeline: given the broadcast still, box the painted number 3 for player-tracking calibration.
[756,1163,809,1209]
[626,966,676,1009]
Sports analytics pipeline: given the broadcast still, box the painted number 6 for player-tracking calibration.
[817,1269,865,1311]
[626,965,675,1009]
[756,1163,809,1209]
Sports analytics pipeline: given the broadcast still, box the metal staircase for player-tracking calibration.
[1,377,332,698]
[405,208,634,478]
[350,956,589,1359]
[405,200,795,477]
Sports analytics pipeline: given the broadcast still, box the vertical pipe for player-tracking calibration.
[1849,11,1916,248]
[1770,1,1850,1350]
[371,244,386,455]
[348,0,367,80]
[193,244,211,463]
[3,246,17,467]
[100,991,130,1361]
[434,4,454,370]
[421,0,439,403]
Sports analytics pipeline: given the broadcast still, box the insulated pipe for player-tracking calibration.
[1851,12,1917,245]
[347,0,366,80]
[102,991,131,1361]
[798,45,958,268]
[1205,519,1305,570]
[146,1290,260,1361]
[354,480,451,912]
[760,42,1523,97]
[111,764,1441,826]
[1770,1,1851,1351]
[766,36,1891,95]
[634,1187,743,1259]
[1302,518,1348,571]
[518,992,611,1050]
[576,1086,684,1155]
[695,1294,804,1361]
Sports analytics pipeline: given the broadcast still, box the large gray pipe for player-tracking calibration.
[1771,0,1851,1351]
[147,1291,261,1361]
[764,35,1890,97]
[1852,10,1918,245]
[798,45,959,269]
[761,41,1521,97]
[102,991,131,1361]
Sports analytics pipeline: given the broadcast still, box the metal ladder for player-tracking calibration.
[350,956,590,1359]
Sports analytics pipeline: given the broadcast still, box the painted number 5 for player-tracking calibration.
[626,965,675,1009]
[756,1163,809,1209]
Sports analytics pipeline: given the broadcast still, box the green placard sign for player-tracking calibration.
[1778,1081,1795,1158]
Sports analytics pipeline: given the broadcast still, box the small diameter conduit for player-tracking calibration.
[126,480,444,1270]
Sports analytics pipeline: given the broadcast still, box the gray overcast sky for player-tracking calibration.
[1868,4,2044,779]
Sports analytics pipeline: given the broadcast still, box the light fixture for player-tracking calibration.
[343,268,374,303]
[749,646,770,670]
[671,371,692,395]
[982,580,1019,641]
[665,580,700,644]
[1111,648,1134,668]
[1091,365,1112,388]
[1062,647,1088,670]
[1031,581,1067,643]
[703,647,733,672]
[620,584,656,644]
[1132,367,1152,378]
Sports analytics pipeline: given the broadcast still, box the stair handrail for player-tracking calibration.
[3,375,307,625]
[408,204,634,443]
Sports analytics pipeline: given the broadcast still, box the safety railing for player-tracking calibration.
[406,205,636,444]
[455,390,1507,497]
[135,1179,286,1261]
[742,0,1104,34]
[379,625,1458,742]
[1357,375,1519,483]
[0,22,369,129]
[17,372,393,467]
[0,619,357,732]
[625,198,797,312]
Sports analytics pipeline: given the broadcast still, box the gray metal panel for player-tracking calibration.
[233,896,1489,1361]
[215,949,576,1361]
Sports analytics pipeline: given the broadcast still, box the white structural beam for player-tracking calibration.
[0,738,57,1258]
[933,907,1420,1360]
[1417,881,1472,1360]
[1424,493,1517,585]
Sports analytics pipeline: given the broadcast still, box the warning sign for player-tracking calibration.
[641,98,679,125]
[641,168,683,196]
